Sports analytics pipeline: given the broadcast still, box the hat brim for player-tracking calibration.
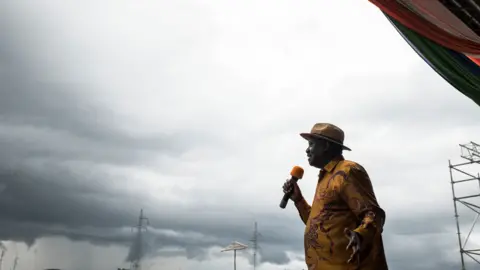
[300,133,352,151]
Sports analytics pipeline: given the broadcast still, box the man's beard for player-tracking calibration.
[309,155,328,169]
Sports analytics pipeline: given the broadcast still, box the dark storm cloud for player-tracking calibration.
[0,30,170,240]
[0,11,228,264]
[0,167,136,229]
[118,213,303,264]
[0,72,203,169]
[0,9,297,266]
[0,71,204,167]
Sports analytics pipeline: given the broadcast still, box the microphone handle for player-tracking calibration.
[279,177,298,209]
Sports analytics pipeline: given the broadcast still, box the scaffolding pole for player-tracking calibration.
[449,142,480,269]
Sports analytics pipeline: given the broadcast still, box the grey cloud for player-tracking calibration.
[0,15,219,170]
[0,78,204,167]
[0,156,302,264]
[254,244,291,265]
[383,232,478,270]
[0,20,293,263]
[0,167,139,247]
[386,210,454,236]
[330,67,480,128]
[0,11,225,265]
[235,64,480,146]
[139,214,301,264]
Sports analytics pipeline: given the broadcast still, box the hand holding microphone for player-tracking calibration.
[280,166,304,209]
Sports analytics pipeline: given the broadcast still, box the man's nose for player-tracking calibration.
[306,147,310,154]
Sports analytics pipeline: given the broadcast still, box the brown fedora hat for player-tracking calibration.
[300,123,351,151]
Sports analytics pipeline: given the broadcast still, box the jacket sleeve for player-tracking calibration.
[294,197,311,225]
[339,165,386,246]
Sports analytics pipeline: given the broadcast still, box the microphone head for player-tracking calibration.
[290,166,304,179]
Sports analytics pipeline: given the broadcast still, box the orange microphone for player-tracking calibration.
[279,166,304,209]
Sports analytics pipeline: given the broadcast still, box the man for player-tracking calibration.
[283,123,388,270]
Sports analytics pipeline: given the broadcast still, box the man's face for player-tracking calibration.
[306,138,329,168]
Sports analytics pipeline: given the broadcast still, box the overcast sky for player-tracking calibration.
[1,1,479,270]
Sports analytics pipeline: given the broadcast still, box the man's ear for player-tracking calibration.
[324,141,330,152]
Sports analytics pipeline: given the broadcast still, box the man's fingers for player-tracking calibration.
[350,247,358,260]
[344,228,355,250]
[346,234,353,250]
[283,180,293,193]
[354,233,361,251]
[355,239,361,252]
[344,228,361,264]
[346,239,352,250]
[347,246,358,264]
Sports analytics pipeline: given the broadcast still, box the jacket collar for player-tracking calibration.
[320,155,344,176]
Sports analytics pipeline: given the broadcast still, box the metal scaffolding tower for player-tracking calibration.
[449,142,480,269]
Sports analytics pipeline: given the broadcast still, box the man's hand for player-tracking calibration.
[282,179,303,202]
[344,228,362,264]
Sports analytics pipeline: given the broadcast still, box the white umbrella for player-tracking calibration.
[221,241,248,270]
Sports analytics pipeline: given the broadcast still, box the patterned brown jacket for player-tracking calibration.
[295,156,388,270]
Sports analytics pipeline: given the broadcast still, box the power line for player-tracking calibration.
[250,221,262,270]
[131,209,149,270]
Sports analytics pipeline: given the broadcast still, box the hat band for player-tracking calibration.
[312,133,344,145]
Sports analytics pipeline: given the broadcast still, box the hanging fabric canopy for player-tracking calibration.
[368,0,480,106]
